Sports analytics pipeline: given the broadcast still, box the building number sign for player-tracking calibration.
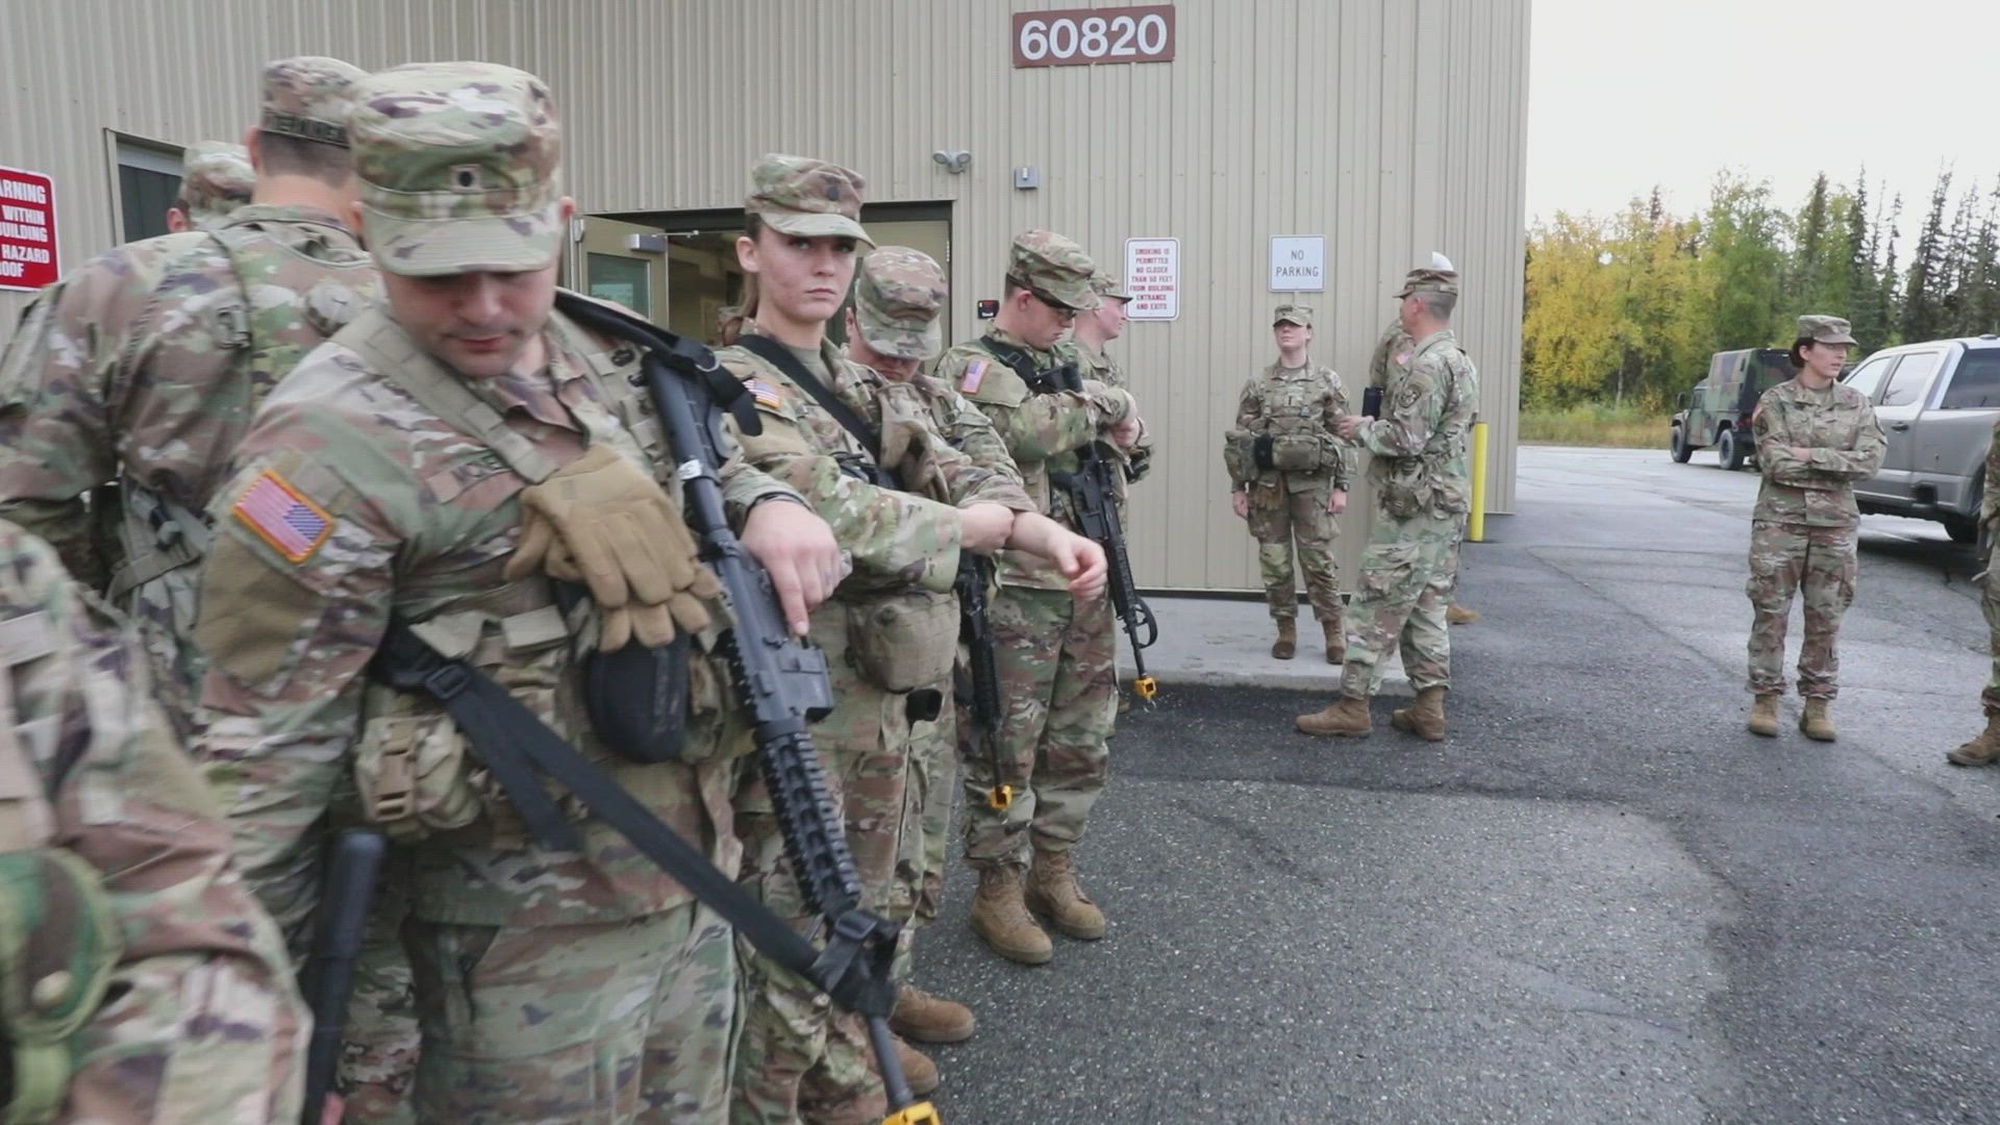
[1013,6,1176,68]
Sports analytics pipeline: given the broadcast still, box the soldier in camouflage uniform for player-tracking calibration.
[1297,262,1478,741]
[1372,294,1479,628]
[0,56,420,1123]
[0,520,309,1124]
[191,64,844,1123]
[167,140,257,232]
[1226,304,1353,662]
[836,245,1104,1092]
[720,164,1102,1117]
[1744,315,1886,742]
[1949,420,2000,765]
[935,230,1146,967]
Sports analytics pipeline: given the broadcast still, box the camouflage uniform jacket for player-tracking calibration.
[1984,420,2000,533]
[872,363,1032,512]
[1353,330,1479,517]
[720,325,1028,596]
[935,328,1135,589]
[0,205,377,740]
[0,205,377,590]
[194,309,799,936]
[1750,378,1887,526]
[1368,319,1414,389]
[0,521,308,1123]
[1234,359,1353,492]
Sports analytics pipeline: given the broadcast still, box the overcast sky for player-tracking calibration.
[1527,0,2000,229]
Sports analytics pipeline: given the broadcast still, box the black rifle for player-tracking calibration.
[1041,360,1160,703]
[554,293,930,1121]
[953,555,1012,810]
[299,828,386,1125]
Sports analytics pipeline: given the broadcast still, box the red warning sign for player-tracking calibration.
[0,166,59,292]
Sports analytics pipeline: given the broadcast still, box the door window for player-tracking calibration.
[1841,354,1894,402]
[114,137,182,243]
[1938,350,2000,410]
[585,252,650,315]
[1878,351,1943,408]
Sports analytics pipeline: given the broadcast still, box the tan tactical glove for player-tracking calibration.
[542,536,720,650]
[503,444,718,646]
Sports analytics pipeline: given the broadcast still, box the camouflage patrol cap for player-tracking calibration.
[855,246,948,360]
[348,62,565,278]
[1090,269,1132,302]
[1395,254,1461,299]
[1008,230,1098,311]
[747,154,873,246]
[259,56,367,147]
[176,141,255,226]
[1273,303,1313,328]
[1797,314,1857,346]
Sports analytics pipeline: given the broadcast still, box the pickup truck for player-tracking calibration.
[1844,334,2000,542]
[1670,348,1792,470]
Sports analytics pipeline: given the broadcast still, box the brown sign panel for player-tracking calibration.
[1012,6,1176,68]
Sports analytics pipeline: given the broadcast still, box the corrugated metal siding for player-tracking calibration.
[0,0,1528,592]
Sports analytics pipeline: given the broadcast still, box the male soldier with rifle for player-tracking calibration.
[192,63,845,1122]
[935,230,1149,965]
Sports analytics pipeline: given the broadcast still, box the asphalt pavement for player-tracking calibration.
[909,444,2000,1124]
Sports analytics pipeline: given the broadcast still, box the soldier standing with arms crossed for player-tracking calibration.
[194,63,843,1122]
[935,231,1146,966]
[1226,304,1352,662]
[1296,262,1477,741]
[1743,315,1886,742]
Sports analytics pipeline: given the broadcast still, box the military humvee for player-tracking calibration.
[1669,348,1793,470]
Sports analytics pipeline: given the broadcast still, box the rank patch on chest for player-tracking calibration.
[233,470,333,563]
[745,378,785,411]
[961,360,988,395]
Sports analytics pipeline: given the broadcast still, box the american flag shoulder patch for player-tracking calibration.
[745,378,785,411]
[233,469,333,564]
[960,360,987,395]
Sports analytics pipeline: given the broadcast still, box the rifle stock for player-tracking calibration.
[299,828,386,1125]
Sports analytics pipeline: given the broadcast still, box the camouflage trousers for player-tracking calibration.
[961,586,1116,868]
[1983,563,2000,712]
[734,608,916,1124]
[402,903,735,1124]
[1246,479,1342,622]
[890,689,957,984]
[1339,509,1463,698]
[1745,519,1857,698]
[339,865,421,1125]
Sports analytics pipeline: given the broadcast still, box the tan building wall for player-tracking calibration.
[0,0,1529,593]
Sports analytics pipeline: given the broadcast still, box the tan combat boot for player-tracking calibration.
[1447,604,1480,625]
[1947,710,2000,766]
[1390,685,1448,741]
[968,866,1052,964]
[1297,695,1371,737]
[1271,618,1297,660]
[891,983,975,1044]
[1323,618,1345,665]
[1025,850,1107,940]
[1746,694,1780,737]
[894,1035,939,1097]
[1799,697,1836,742]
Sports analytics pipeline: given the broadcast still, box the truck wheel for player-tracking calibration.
[1948,518,1978,545]
[1717,428,1747,471]
[1670,424,1692,463]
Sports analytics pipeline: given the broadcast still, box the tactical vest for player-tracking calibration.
[1233,363,1341,481]
[333,303,734,842]
[0,611,122,1125]
[105,219,373,606]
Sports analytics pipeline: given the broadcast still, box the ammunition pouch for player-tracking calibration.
[1268,432,1326,473]
[354,711,482,844]
[1222,430,1257,485]
[847,591,960,693]
[1379,460,1435,519]
[1252,434,1276,471]
[557,583,693,766]
[0,848,123,1124]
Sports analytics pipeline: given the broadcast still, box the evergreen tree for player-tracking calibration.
[1901,170,1953,342]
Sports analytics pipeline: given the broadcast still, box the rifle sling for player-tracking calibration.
[737,334,897,478]
[368,619,890,1012]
